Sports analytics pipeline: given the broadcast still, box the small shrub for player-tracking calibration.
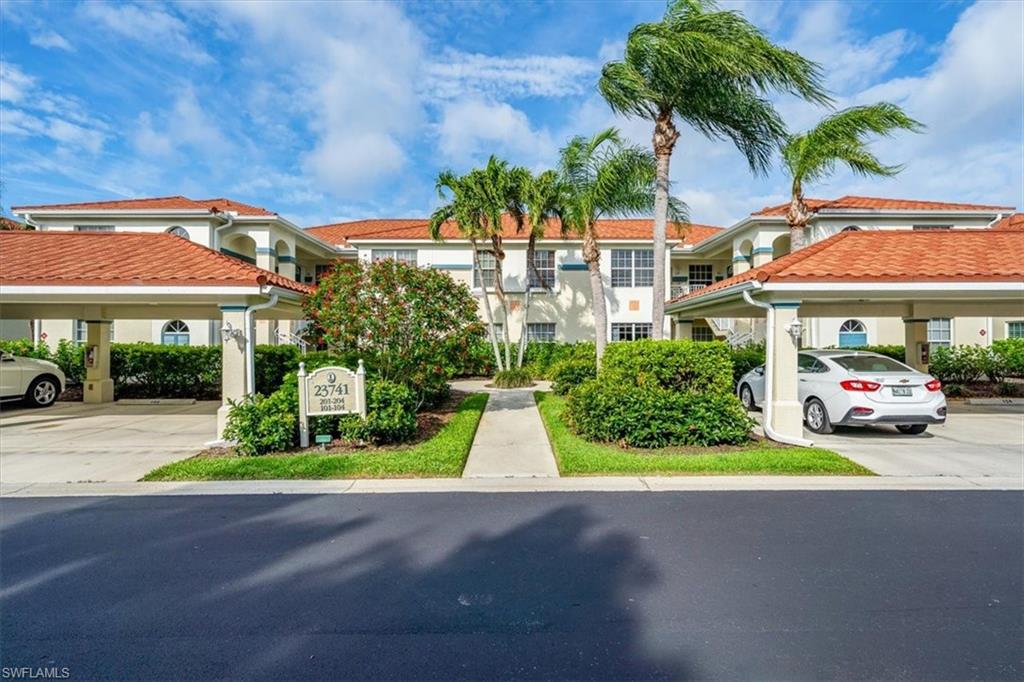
[338,379,417,445]
[943,383,965,398]
[550,357,596,395]
[224,391,297,456]
[492,368,533,388]
[675,393,756,446]
[993,339,1024,378]
[996,381,1023,398]
[603,339,733,396]
[928,345,988,384]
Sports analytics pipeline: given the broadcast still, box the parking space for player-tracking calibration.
[807,403,1024,479]
[0,401,217,484]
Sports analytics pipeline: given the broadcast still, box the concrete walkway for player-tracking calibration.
[455,381,559,479]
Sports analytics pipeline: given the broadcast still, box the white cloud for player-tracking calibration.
[0,62,34,103]
[437,99,555,168]
[80,2,212,64]
[29,31,72,51]
[132,88,233,159]
[426,51,598,100]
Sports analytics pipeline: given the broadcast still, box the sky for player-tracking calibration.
[1,0,1021,228]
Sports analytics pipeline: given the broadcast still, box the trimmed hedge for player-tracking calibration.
[993,338,1024,378]
[455,338,596,379]
[549,357,597,395]
[602,339,734,396]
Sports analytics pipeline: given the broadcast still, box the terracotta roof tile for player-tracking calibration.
[0,231,311,293]
[753,195,1014,216]
[668,229,1024,304]
[992,213,1024,230]
[12,195,276,216]
[0,216,27,230]
[306,216,723,245]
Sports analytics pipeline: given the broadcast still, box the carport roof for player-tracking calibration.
[667,229,1024,309]
[0,231,312,294]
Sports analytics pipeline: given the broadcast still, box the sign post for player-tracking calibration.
[297,360,366,448]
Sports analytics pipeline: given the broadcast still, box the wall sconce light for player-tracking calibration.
[785,318,804,344]
[221,321,244,342]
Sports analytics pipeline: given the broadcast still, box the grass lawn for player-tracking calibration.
[144,393,488,481]
[535,392,873,476]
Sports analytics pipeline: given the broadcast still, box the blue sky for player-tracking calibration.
[2,0,1021,228]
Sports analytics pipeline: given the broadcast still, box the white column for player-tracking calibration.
[674,319,693,340]
[217,306,249,439]
[83,320,114,403]
[903,318,929,372]
[769,304,803,438]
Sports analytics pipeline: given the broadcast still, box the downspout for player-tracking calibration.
[23,214,42,344]
[983,214,1002,343]
[243,278,278,396]
[212,210,235,252]
[742,289,814,447]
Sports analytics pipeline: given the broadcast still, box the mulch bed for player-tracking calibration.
[196,389,470,459]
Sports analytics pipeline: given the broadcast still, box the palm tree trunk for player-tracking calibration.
[786,189,810,252]
[490,245,512,371]
[650,111,679,340]
[583,224,608,364]
[517,233,541,368]
[472,240,504,372]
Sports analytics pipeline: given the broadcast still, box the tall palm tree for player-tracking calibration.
[599,0,830,338]
[782,103,922,251]
[516,169,566,368]
[558,128,686,363]
[429,169,505,371]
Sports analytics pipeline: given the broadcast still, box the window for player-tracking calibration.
[692,326,715,342]
[913,225,953,231]
[526,322,556,343]
[611,249,654,287]
[838,319,868,348]
[927,318,952,349]
[166,226,189,239]
[73,320,114,345]
[1008,321,1024,339]
[688,264,713,291]
[841,226,861,232]
[74,225,115,232]
[371,249,417,265]
[610,322,652,341]
[161,320,190,346]
[832,355,911,373]
[798,354,829,373]
[528,250,555,289]
[474,251,497,288]
[314,264,332,283]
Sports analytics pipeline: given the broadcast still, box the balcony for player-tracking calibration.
[670,282,710,299]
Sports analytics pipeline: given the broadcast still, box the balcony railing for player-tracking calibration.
[670,282,710,299]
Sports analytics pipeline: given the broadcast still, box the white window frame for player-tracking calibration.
[1006,321,1024,339]
[610,322,653,341]
[474,251,497,289]
[526,322,556,343]
[838,319,868,348]
[371,248,417,265]
[927,318,952,349]
[611,249,654,288]
[166,226,190,239]
[528,250,556,290]
[161,320,190,346]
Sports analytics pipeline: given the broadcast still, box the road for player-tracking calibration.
[1,492,1020,680]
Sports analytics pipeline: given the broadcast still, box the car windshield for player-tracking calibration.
[831,355,912,373]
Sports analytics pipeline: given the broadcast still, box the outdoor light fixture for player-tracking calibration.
[220,321,244,342]
[785,318,804,344]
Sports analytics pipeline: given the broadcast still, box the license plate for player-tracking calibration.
[891,387,913,396]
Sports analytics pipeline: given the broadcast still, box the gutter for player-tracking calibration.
[741,289,814,448]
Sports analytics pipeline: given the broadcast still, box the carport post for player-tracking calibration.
[217,306,249,439]
[83,320,114,403]
[768,303,803,439]
[903,318,929,372]
[674,319,693,340]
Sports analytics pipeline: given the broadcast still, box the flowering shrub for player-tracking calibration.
[304,259,483,407]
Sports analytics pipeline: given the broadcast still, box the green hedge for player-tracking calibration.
[993,338,1024,378]
[455,338,596,379]
[833,344,906,362]
[602,339,734,396]
[549,357,597,395]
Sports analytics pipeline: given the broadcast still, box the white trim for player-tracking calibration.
[765,282,1024,293]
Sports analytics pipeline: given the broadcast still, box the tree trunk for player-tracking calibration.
[786,186,810,252]
[650,111,679,340]
[516,233,538,368]
[472,240,504,372]
[583,224,608,365]
[490,236,512,371]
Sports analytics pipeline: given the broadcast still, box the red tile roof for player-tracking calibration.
[668,229,1024,304]
[0,231,311,293]
[753,195,1014,216]
[0,216,27,230]
[12,195,276,216]
[992,213,1024,230]
[306,216,723,246]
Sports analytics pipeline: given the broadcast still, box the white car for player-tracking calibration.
[736,350,947,435]
[0,352,66,407]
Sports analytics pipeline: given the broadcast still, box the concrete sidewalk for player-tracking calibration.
[459,383,559,478]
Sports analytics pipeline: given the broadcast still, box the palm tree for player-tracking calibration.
[516,169,566,368]
[782,103,922,251]
[558,128,686,363]
[429,169,505,371]
[599,0,830,338]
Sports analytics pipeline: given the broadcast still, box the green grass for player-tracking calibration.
[535,392,873,476]
[143,393,488,481]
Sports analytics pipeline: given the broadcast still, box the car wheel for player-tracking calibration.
[896,424,928,435]
[803,398,834,434]
[26,375,59,408]
[739,383,757,411]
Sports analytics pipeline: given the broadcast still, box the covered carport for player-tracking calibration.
[0,231,310,439]
[666,228,1024,445]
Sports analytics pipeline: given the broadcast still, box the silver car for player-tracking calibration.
[0,352,66,407]
[737,350,947,435]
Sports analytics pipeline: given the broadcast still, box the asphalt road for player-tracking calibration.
[1,492,1020,680]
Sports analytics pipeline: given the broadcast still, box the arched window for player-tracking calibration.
[838,319,867,347]
[161,320,190,346]
[167,226,190,239]
[841,225,861,232]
